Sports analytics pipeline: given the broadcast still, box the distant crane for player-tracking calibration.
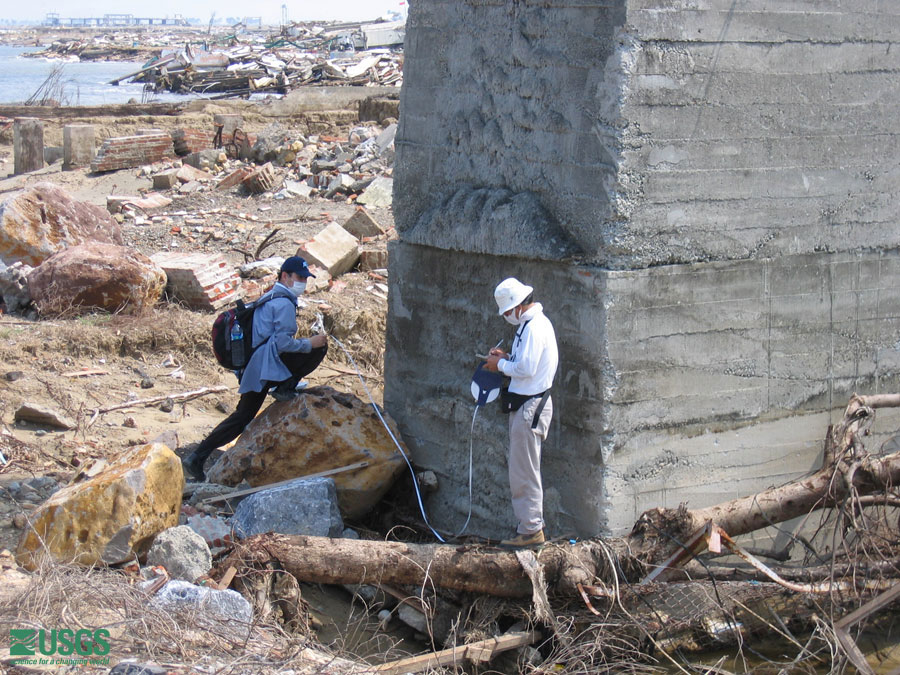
[207,11,216,35]
[281,4,289,28]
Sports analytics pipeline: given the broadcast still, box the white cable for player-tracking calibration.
[326,330,448,543]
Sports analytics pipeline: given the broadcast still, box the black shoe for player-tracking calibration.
[270,379,300,402]
[182,452,206,482]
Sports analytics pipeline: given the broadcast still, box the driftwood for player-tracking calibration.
[89,385,229,425]
[226,394,900,600]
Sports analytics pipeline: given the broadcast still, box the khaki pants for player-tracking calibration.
[508,394,552,535]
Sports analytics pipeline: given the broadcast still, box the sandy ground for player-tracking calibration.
[0,99,393,565]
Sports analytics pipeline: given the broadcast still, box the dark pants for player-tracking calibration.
[192,345,327,463]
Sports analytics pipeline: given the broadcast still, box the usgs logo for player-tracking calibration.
[10,628,111,656]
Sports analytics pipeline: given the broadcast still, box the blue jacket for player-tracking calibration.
[238,283,311,394]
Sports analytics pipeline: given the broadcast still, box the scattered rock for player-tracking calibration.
[159,397,175,413]
[123,416,137,428]
[356,176,393,208]
[14,402,76,430]
[231,476,344,539]
[16,443,184,570]
[149,579,252,636]
[0,261,33,314]
[140,376,155,389]
[206,386,405,519]
[146,525,212,582]
[298,221,360,277]
[28,242,167,316]
[12,513,27,529]
[0,182,123,266]
[5,371,24,381]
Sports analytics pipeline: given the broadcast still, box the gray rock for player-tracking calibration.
[149,579,252,635]
[146,525,212,582]
[0,261,33,314]
[375,123,397,155]
[356,176,393,209]
[14,402,76,430]
[230,476,343,538]
[182,149,221,170]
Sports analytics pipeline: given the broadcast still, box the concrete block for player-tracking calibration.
[214,113,243,137]
[356,176,393,208]
[176,164,214,183]
[146,525,211,582]
[43,146,63,165]
[342,208,385,239]
[217,167,252,190]
[298,222,360,277]
[242,162,281,194]
[152,169,179,189]
[182,148,221,169]
[63,124,95,170]
[13,118,43,175]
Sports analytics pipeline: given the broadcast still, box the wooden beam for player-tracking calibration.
[201,461,370,503]
[836,582,900,630]
[374,630,541,674]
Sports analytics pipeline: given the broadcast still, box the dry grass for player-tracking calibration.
[0,561,370,674]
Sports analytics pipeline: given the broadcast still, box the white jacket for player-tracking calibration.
[499,303,558,396]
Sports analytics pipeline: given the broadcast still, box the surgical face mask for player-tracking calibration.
[503,309,520,326]
[291,281,307,295]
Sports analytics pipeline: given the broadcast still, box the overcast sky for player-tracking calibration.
[0,0,407,24]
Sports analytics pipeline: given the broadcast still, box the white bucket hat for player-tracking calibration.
[494,277,533,315]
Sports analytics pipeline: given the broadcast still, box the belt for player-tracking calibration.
[531,390,551,429]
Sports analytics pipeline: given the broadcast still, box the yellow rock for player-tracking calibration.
[206,386,405,519]
[16,443,184,570]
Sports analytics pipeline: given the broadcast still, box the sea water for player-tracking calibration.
[0,45,188,105]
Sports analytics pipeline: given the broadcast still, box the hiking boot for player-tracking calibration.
[182,452,206,482]
[499,530,545,548]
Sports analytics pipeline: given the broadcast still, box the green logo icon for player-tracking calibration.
[9,629,36,656]
[9,628,110,657]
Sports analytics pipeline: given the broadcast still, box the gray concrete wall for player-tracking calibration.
[387,0,900,538]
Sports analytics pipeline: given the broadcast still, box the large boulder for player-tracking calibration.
[206,386,406,519]
[0,182,123,266]
[16,443,184,570]
[28,242,166,315]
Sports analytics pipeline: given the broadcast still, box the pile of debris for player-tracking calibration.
[126,44,403,97]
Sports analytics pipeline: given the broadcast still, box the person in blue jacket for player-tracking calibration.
[182,256,327,482]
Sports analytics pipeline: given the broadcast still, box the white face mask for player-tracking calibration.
[291,281,307,295]
[503,309,520,326]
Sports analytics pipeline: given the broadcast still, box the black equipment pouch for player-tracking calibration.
[500,387,534,414]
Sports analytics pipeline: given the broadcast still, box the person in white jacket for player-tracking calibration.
[485,277,558,547]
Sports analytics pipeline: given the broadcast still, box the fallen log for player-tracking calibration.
[226,394,900,599]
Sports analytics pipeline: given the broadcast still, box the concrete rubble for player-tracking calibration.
[145,524,212,583]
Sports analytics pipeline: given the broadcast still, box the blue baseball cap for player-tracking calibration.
[280,256,316,278]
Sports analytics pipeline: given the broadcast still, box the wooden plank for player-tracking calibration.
[217,566,237,590]
[835,582,900,630]
[61,368,109,377]
[834,627,875,675]
[200,461,370,503]
[374,630,541,675]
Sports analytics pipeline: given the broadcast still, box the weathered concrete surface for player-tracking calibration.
[389,1,900,538]
[13,118,43,175]
[387,244,900,537]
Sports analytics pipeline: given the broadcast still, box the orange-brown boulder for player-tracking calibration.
[206,386,406,519]
[16,443,184,570]
[0,182,123,266]
[28,242,166,315]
